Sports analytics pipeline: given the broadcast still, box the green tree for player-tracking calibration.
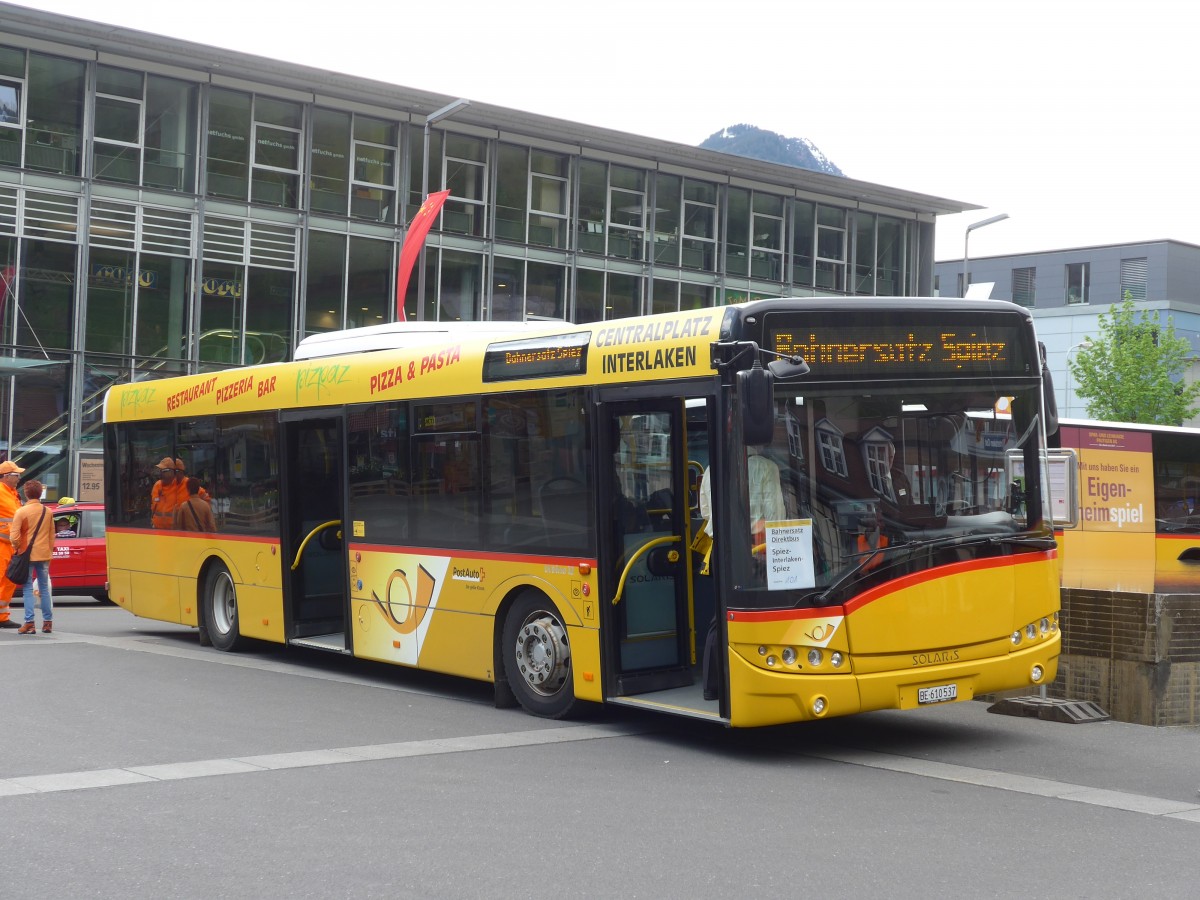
[1068,296,1200,425]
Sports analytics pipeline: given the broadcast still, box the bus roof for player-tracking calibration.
[293,320,544,360]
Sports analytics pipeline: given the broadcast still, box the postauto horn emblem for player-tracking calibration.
[370,565,436,635]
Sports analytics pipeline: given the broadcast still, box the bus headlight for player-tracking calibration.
[781,647,797,666]
[1011,631,1022,645]
[812,696,827,716]
[1031,665,1044,683]
[1040,617,1050,635]
[1025,623,1037,640]
[807,648,823,667]
[830,651,844,668]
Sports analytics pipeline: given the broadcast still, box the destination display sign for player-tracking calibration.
[482,331,591,382]
[764,313,1032,378]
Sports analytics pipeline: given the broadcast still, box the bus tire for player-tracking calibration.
[203,562,244,652]
[501,592,577,719]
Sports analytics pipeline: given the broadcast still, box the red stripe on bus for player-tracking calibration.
[348,543,598,568]
[1156,533,1200,544]
[728,551,1056,623]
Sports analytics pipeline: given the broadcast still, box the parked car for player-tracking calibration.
[49,499,110,603]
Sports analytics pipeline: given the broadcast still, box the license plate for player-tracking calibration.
[918,683,958,705]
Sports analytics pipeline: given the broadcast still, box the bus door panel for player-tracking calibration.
[280,413,350,647]
[601,399,693,695]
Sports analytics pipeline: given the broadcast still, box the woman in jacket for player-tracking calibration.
[12,479,54,634]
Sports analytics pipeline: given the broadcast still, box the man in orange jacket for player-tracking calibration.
[0,459,22,627]
[150,457,183,529]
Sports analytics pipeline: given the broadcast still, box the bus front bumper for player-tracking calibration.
[725,637,1060,728]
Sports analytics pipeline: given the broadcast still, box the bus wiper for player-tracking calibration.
[987,534,1058,549]
[814,539,919,606]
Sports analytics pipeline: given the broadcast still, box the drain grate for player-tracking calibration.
[987,696,1111,723]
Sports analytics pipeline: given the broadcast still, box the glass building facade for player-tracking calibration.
[0,11,963,498]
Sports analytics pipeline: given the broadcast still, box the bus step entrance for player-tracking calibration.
[289,633,349,654]
[615,665,692,696]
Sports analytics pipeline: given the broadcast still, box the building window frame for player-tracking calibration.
[441,132,487,237]
[681,179,717,272]
[816,419,848,478]
[1066,261,1090,305]
[750,192,784,281]
[250,97,302,208]
[608,164,647,261]
[93,66,144,186]
[349,115,398,223]
[814,205,847,292]
[528,149,568,249]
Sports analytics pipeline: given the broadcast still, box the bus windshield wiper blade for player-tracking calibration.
[814,539,919,606]
[987,534,1058,550]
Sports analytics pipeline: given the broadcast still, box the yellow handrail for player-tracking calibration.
[611,534,680,606]
[291,519,342,571]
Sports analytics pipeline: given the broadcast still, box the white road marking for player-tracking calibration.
[5,630,1198,824]
[0,724,644,797]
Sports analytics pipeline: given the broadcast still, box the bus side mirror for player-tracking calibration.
[1038,341,1059,435]
[738,364,775,446]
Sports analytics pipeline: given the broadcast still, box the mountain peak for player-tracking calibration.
[699,124,843,177]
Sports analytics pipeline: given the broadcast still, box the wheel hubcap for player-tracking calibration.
[212,572,236,634]
[513,611,570,697]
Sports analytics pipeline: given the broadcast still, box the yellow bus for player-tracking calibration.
[1054,417,1200,593]
[103,297,1061,726]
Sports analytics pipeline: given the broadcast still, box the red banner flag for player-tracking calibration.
[395,189,451,322]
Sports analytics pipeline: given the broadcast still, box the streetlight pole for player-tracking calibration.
[1065,338,1093,418]
[961,212,1010,297]
[415,98,470,322]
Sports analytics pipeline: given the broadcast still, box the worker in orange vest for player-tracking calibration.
[0,459,23,627]
[856,511,889,572]
[150,457,183,529]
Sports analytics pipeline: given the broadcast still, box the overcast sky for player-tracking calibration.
[11,0,1193,261]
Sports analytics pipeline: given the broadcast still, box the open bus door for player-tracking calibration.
[598,391,722,718]
[279,411,351,652]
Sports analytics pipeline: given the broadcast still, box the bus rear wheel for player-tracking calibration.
[502,593,577,719]
[204,562,244,652]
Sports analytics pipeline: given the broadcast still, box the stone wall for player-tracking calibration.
[1047,588,1200,726]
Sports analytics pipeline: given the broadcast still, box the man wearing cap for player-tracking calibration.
[0,459,22,627]
[150,457,182,529]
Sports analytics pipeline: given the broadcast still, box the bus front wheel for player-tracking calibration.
[204,563,245,652]
[502,593,577,719]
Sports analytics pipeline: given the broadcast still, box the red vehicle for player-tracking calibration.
[49,500,110,603]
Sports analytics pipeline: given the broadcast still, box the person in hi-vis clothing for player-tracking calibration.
[0,459,24,628]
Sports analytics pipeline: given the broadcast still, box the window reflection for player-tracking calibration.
[310,108,350,215]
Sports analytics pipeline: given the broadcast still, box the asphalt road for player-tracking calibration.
[2,598,1198,899]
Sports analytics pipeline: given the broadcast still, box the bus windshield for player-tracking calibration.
[728,381,1051,605]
